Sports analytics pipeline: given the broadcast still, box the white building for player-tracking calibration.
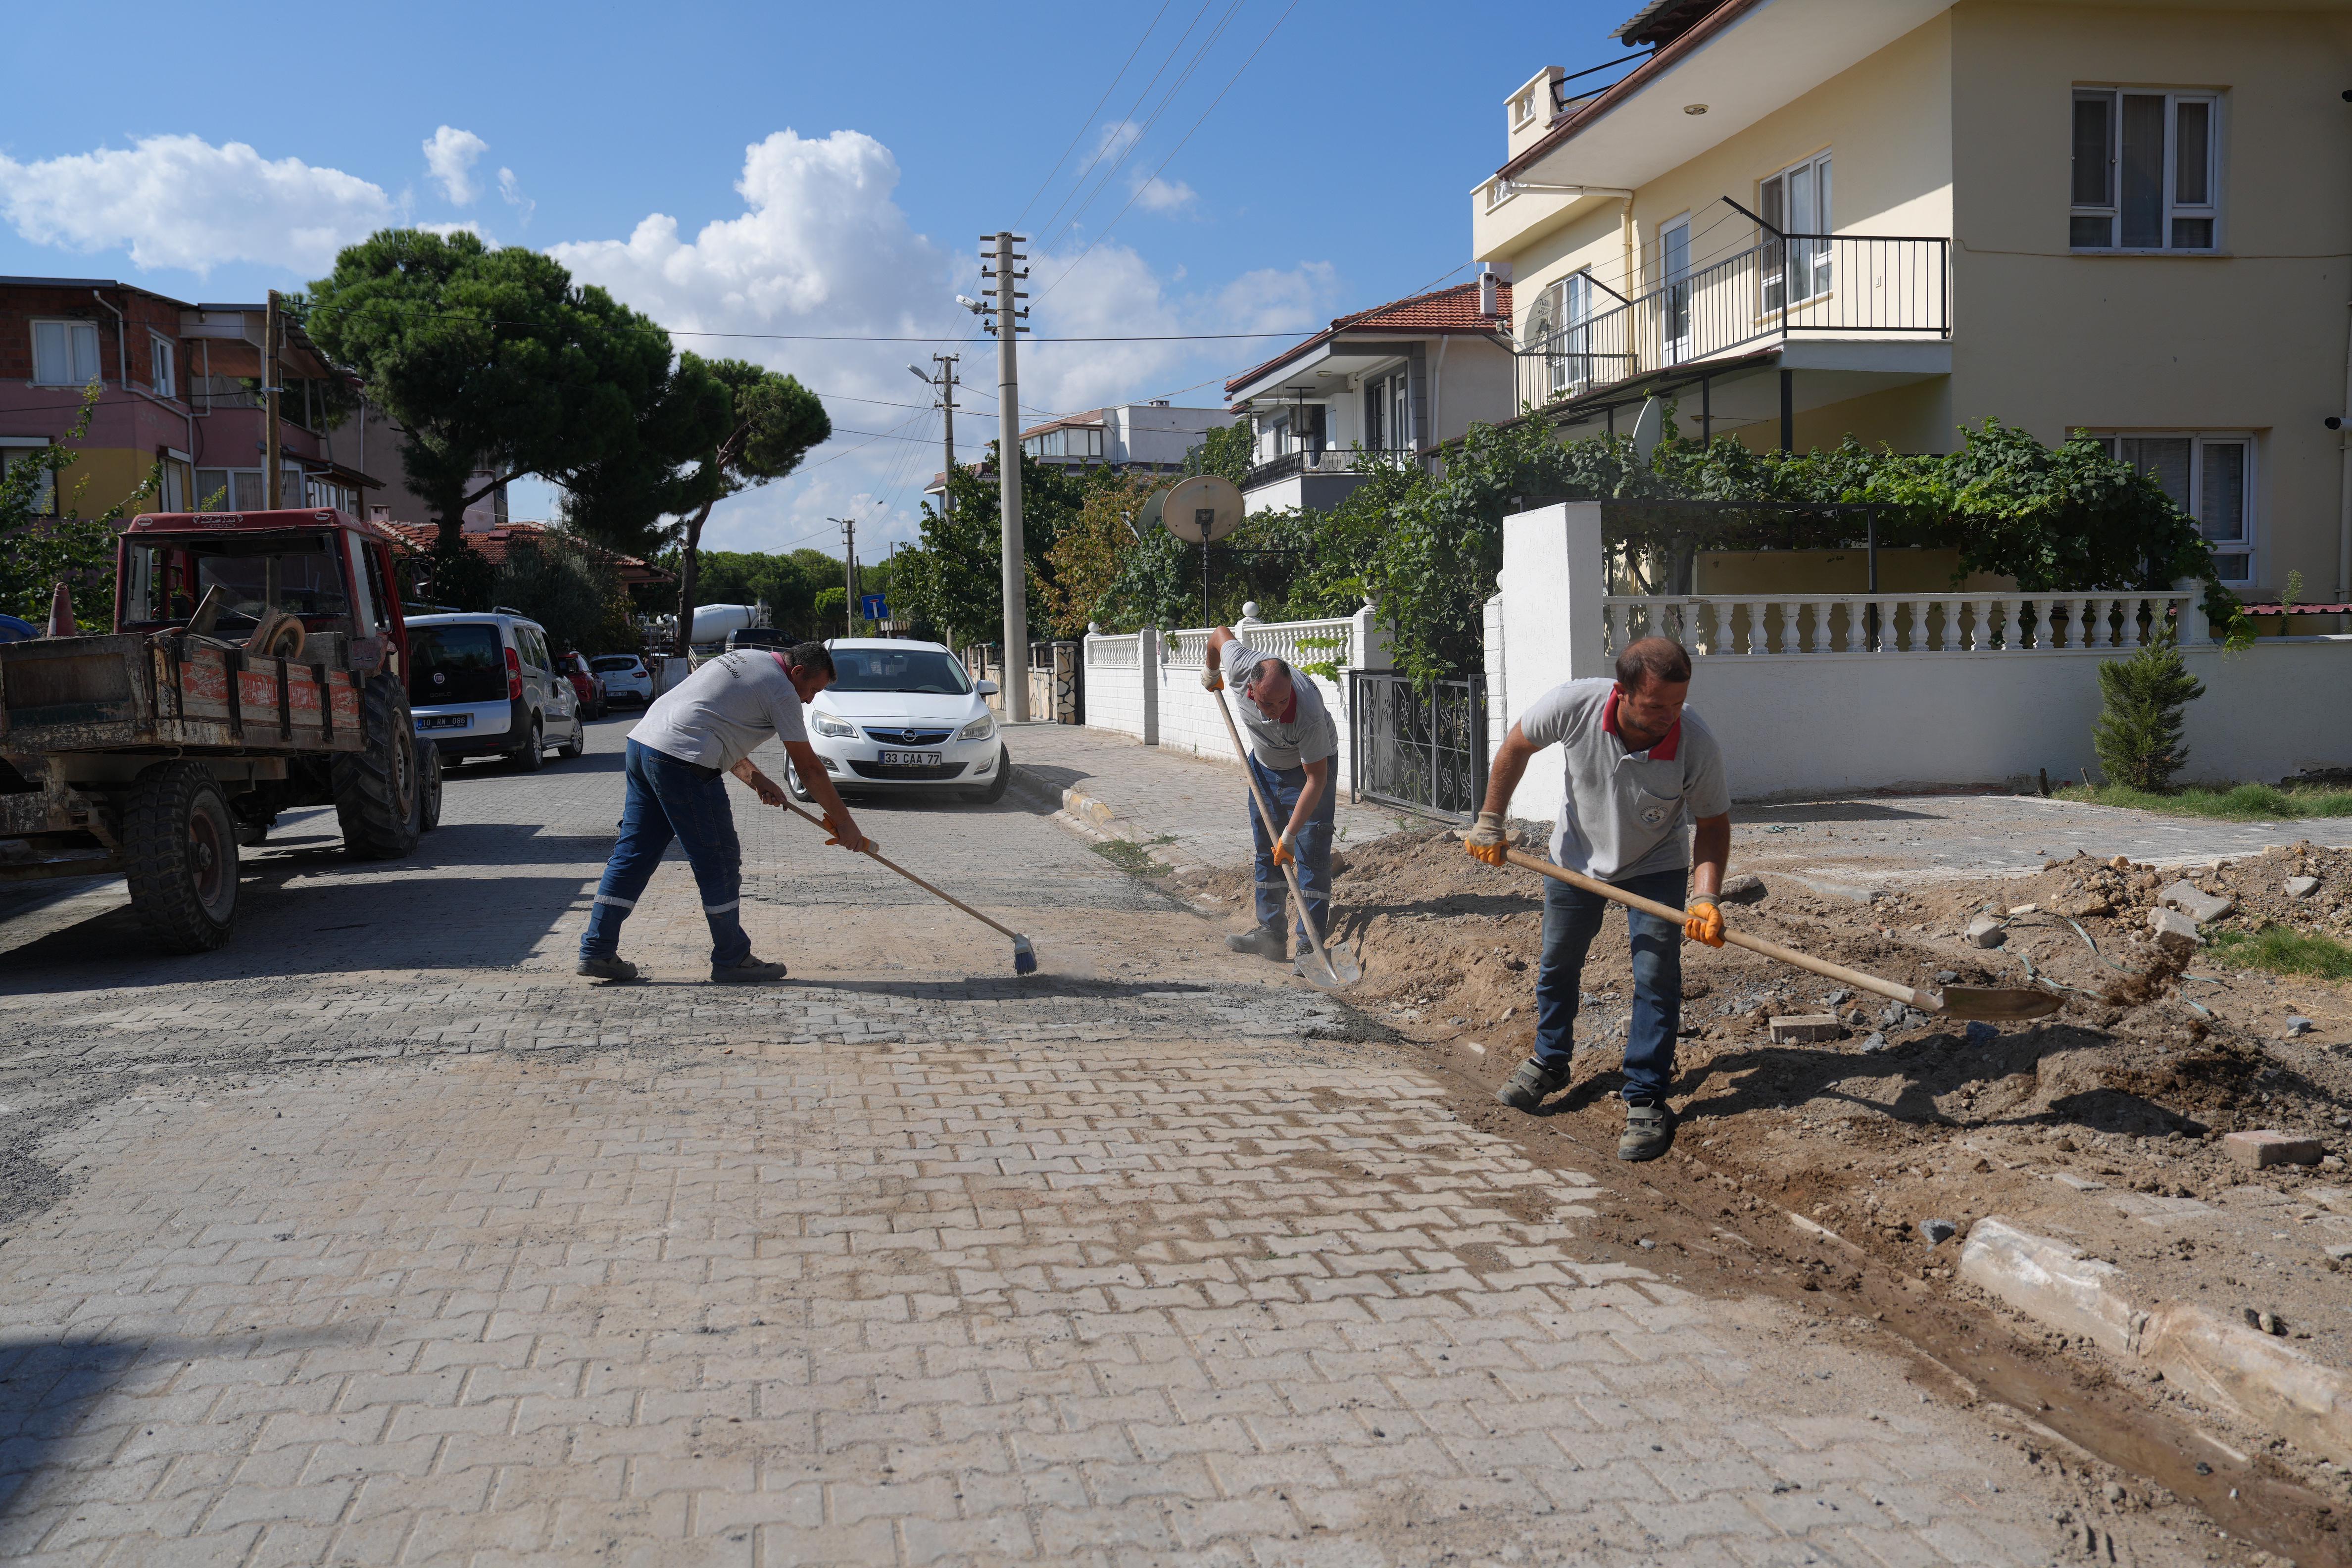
[924,401,1233,505]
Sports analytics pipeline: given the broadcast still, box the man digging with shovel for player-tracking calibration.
[1467,637,1731,1161]
[1203,625,1337,972]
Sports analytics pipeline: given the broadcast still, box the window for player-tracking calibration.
[1363,371,1412,452]
[195,467,267,511]
[120,532,352,627]
[2088,432,2253,583]
[2071,90,2219,250]
[31,320,102,387]
[1760,152,1832,309]
[1020,426,1103,459]
[1659,216,1693,361]
[1,446,57,515]
[159,458,190,512]
[149,334,176,398]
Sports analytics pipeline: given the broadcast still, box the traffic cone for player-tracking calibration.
[44,581,75,639]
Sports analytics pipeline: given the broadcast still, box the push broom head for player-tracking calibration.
[1013,935,1038,977]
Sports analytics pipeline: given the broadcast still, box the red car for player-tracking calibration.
[559,651,608,719]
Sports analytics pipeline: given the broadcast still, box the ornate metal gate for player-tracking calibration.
[1349,672,1488,824]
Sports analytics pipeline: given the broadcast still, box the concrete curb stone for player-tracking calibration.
[1959,1217,2146,1355]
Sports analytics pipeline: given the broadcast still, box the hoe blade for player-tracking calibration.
[1933,985,2063,1023]
[1296,939,1362,994]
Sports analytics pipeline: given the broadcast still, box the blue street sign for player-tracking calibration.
[860,594,888,620]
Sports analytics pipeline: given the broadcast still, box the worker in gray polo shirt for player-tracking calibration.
[1466,637,1732,1161]
[1203,624,1339,966]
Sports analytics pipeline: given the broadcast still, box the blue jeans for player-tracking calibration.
[1532,865,1686,1105]
[1248,753,1335,944]
[580,740,752,970]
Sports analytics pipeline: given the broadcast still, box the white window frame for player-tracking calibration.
[1657,214,1694,364]
[2085,430,2254,584]
[149,333,176,399]
[30,319,102,387]
[1759,150,1833,311]
[2070,89,2222,252]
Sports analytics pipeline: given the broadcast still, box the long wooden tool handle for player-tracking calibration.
[773,793,1024,942]
[1499,846,1928,1009]
[1212,687,1340,970]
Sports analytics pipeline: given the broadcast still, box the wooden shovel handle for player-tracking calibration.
[1498,846,1931,1011]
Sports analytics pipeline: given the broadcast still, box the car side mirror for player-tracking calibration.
[975,679,999,695]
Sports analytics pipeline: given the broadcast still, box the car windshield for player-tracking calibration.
[122,533,350,628]
[409,623,506,707]
[590,656,639,673]
[828,648,971,695]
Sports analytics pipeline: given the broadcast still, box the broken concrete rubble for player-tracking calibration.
[2224,1129,2324,1169]
[1768,1014,1842,1044]
[1964,914,2007,948]
[2148,906,2201,954]
[2161,880,2236,924]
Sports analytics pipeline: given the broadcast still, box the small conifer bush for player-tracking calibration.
[2091,628,2204,790]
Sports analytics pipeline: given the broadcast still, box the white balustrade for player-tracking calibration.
[1597,591,2192,658]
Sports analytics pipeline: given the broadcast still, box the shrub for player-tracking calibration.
[2091,628,2204,790]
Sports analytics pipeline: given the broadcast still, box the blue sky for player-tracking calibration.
[0,0,1635,554]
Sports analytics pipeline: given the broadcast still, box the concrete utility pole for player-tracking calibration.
[911,355,961,518]
[986,232,1031,722]
[263,291,283,509]
[833,517,858,636]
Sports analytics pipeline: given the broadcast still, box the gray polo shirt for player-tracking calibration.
[631,649,809,773]
[1221,639,1338,771]
[1518,678,1730,881]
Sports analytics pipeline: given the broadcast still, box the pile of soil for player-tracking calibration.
[1281,827,2352,1493]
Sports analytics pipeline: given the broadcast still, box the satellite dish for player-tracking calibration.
[1135,487,1168,538]
[1631,396,1666,464]
[1158,474,1243,544]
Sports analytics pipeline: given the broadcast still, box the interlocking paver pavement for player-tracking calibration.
[0,715,2197,1564]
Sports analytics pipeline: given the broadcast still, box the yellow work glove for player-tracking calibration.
[1683,897,1725,947]
[1465,810,1509,867]
[1200,664,1224,691]
[1272,830,1296,870]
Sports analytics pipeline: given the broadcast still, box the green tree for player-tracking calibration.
[658,357,830,656]
[0,387,156,627]
[307,228,678,551]
[1179,422,1252,485]
[491,536,632,657]
[812,586,847,636]
[890,446,1111,648]
[2092,629,2205,790]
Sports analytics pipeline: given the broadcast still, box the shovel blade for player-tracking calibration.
[1933,985,2063,1022]
[1296,939,1362,994]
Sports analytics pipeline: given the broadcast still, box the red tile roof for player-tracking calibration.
[1225,280,1513,398]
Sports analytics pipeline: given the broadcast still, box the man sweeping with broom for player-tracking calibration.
[1466,637,1732,1161]
[1203,624,1338,970]
[578,640,869,984]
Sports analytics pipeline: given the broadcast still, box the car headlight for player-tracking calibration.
[958,714,996,741]
[812,714,858,739]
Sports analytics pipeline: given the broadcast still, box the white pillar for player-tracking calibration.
[1138,625,1160,747]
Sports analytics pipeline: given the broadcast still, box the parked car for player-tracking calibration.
[559,651,607,719]
[791,638,1008,804]
[590,652,656,707]
[406,611,584,770]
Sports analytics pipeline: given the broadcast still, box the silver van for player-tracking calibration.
[407,611,584,770]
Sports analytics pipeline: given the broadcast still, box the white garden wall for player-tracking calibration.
[1082,604,1391,791]
[1495,501,2352,808]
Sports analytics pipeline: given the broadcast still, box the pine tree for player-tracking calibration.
[2091,628,2204,790]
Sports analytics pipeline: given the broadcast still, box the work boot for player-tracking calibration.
[577,956,639,983]
[1496,1055,1571,1112]
[711,956,789,983]
[1225,924,1287,962]
[1618,1097,1677,1162]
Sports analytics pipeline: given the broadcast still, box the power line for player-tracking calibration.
[1014,0,1177,229]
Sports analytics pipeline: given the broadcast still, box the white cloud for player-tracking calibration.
[497,166,535,226]
[1129,174,1197,214]
[422,126,489,205]
[0,134,392,276]
[416,220,484,239]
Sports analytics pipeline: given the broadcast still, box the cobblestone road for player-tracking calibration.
[0,718,2197,1565]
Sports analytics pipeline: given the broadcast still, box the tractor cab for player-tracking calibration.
[116,508,411,676]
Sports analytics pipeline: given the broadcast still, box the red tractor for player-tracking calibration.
[0,508,438,952]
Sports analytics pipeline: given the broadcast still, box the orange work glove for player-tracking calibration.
[1465,810,1509,867]
[1683,896,1725,947]
[824,815,873,854]
[1272,830,1296,870]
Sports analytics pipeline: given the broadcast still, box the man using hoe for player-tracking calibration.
[579,640,869,983]
[1203,624,1337,968]
[1466,637,1731,1162]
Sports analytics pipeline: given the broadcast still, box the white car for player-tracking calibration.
[589,653,657,707]
[792,638,1009,803]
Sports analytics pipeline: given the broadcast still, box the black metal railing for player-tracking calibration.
[1241,446,1420,492]
[1515,233,1950,412]
[1350,672,1488,824]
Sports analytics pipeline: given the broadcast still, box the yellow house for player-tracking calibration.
[1472,0,2352,609]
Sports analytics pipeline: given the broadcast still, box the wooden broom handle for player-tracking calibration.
[772,793,1024,943]
[1498,846,1930,1010]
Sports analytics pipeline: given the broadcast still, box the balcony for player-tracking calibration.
[1515,233,1948,414]
[1241,446,1419,492]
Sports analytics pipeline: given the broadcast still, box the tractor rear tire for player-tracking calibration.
[125,761,239,953]
[334,673,421,860]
